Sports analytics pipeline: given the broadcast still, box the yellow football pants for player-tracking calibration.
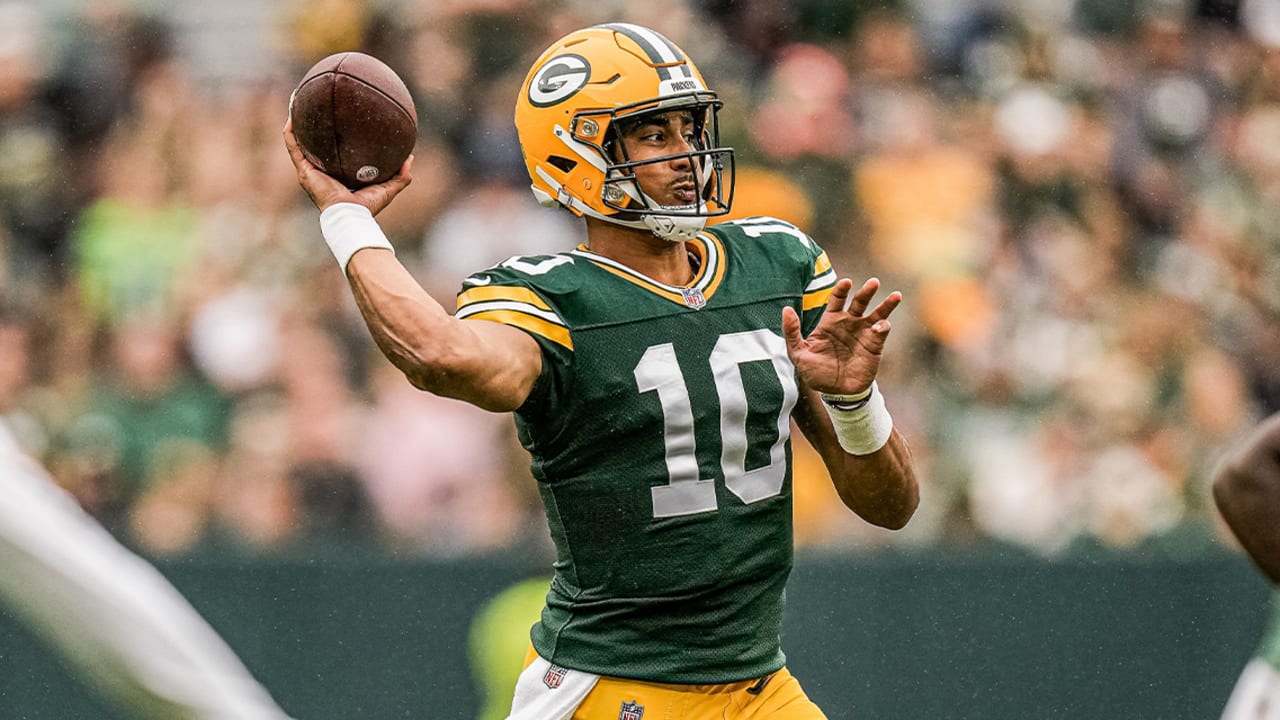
[524,647,828,720]
[574,667,828,720]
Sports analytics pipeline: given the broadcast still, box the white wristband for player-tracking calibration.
[318,202,394,273]
[822,381,893,456]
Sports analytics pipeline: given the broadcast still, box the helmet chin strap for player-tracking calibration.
[600,167,711,241]
[632,186,707,242]
[535,167,709,242]
[590,209,706,242]
[641,210,707,242]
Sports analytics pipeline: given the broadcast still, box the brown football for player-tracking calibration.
[289,52,418,189]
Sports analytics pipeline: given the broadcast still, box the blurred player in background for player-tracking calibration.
[468,575,553,720]
[0,423,295,720]
[1213,412,1280,720]
[285,22,917,719]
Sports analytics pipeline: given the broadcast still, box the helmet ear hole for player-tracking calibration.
[547,155,578,173]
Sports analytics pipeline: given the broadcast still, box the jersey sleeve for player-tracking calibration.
[455,274,571,351]
[715,216,836,337]
[801,244,836,336]
[453,255,576,416]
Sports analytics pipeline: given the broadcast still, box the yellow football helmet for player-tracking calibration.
[515,23,735,241]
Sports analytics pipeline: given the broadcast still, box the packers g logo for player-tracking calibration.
[528,53,591,107]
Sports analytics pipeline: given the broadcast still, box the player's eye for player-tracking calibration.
[638,130,666,145]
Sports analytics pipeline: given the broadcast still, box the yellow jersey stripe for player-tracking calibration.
[701,233,727,297]
[463,309,573,350]
[802,286,833,311]
[592,263,688,304]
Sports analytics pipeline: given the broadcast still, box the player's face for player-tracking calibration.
[616,110,703,208]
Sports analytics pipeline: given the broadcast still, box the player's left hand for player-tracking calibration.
[781,277,901,396]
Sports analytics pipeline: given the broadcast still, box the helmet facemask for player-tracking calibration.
[576,93,735,242]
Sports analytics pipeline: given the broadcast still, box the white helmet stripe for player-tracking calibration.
[553,124,606,172]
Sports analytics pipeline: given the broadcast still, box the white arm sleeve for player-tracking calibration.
[0,427,294,720]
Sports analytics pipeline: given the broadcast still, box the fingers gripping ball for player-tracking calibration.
[289,52,418,189]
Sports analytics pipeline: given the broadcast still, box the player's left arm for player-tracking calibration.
[1214,412,1280,584]
[783,277,919,529]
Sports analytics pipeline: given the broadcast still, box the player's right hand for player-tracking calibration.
[283,119,413,216]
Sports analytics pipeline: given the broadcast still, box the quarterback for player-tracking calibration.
[285,22,918,719]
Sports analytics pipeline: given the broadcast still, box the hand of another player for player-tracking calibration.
[283,119,413,216]
[781,277,902,396]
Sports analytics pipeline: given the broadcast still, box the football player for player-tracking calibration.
[1214,412,1280,720]
[0,423,295,720]
[284,22,918,720]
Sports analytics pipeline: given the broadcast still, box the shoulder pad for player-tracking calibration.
[709,216,815,250]
[462,253,580,290]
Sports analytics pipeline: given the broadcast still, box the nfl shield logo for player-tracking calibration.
[542,664,567,689]
[681,287,706,309]
[619,700,644,720]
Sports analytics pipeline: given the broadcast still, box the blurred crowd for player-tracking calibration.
[0,0,1276,561]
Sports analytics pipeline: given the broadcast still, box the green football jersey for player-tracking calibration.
[455,217,836,683]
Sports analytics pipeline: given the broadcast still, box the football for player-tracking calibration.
[289,52,418,189]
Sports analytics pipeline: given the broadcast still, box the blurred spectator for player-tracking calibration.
[285,459,381,554]
[712,165,815,231]
[0,2,74,293]
[282,0,372,61]
[70,59,203,329]
[46,3,174,157]
[0,301,52,457]
[697,0,800,75]
[851,86,998,351]
[207,311,382,557]
[355,361,538,557]
[127,437,220,556]
[416,71,585,302]
[211,390,301,552]
[737,40,859,248]
[748,43,858,163]
[965,405,1089,554]
[854,85,995,273]
[66,314,229,539]
[1108,4,1231,273]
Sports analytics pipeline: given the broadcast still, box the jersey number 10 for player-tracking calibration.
[634,329,798,518]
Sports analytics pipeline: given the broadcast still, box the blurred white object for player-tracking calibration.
[188,287,281,391]
[1243,0,1280,48]
[994,83,1073,157]
[0,425,295,720]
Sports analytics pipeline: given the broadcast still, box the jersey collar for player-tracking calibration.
[571,232,726,308]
